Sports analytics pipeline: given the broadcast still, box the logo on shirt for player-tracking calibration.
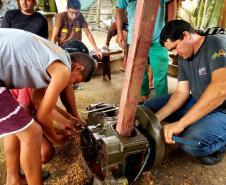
[212,50,226,59]
[61,28,69,33]
[74,27,81,32]
[199,67,207,76]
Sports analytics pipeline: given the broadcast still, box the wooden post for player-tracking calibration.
[219,0,226,27]
[96,0,101,27]
[116,0,160,136]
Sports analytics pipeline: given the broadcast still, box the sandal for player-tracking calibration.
[120,67,125,72]
[73,84,84,90]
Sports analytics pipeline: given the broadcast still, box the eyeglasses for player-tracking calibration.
[68,9,80,16]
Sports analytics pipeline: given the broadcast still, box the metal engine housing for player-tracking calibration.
[80,103,150,184]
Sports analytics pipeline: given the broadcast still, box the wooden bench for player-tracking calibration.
[90,48,123,80]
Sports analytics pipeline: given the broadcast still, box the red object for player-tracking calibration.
[116,0,160,136]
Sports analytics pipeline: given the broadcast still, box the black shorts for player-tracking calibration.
[113,22,129,36]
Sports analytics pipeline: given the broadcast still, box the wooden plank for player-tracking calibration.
[90,48,122,56]
[116,0,160,136]
[219,0,226,27]
[100,49,123,56]
[90,48,123,80]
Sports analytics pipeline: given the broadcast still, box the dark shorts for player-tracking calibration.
[0,81,33,137]
[113,22,129,36]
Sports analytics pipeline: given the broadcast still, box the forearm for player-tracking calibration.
[50,36,57,43]
[54,106,71,119]
[50,27,59,43]
[51,107,68,123]
[60,85,79,117]
[167,0,177,22]
[179,83,226,128]
[36,107,68,145]
[156,91,189,121]
[86,33,99,51]
[116,8,125,37]
[43,124,66,145]
[32,89,54,128]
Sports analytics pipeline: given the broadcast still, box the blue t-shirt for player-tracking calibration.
[178,34,226,109]
[116,0,169,44]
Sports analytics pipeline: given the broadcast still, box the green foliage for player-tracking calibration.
[111,0,116,5]
[177,0,224,29]
[48,0,57,12]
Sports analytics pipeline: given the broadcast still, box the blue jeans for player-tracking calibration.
[144,94,226,157]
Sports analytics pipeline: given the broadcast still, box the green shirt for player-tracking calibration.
[116,0,169,44]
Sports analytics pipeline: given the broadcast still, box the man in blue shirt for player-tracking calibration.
[144,20,226,165]
[116,0,177,101]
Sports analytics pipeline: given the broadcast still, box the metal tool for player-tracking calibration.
[101,107,119,113]
[172,136,201,147]
[83,103,118,114]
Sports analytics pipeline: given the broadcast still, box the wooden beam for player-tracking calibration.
[116,0,160,136]
[96,0,101,27]
[219,0,226,27]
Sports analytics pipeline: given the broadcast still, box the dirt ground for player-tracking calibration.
[0,31,226,185]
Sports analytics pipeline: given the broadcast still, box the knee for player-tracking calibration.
[143,100,154,110]
[143,99,158,113]
[41,147,55,164]
[180,130,204,156]
[41,142,55,164]
[180,131,210,157]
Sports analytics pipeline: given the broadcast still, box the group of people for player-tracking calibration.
[0,0,226,184]
[116,0,226,166]
[0,0,98,184]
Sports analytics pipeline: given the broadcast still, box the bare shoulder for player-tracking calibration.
[47,60,71,80]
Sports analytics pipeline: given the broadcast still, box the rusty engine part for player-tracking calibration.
[80,103,165,185]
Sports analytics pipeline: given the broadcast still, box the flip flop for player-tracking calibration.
[73,84,84,90]
[120,67,125,72]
